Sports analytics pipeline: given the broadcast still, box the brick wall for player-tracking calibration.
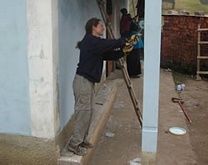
[161,15,208,74]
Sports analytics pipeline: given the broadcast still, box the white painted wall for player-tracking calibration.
[142,0,162,152]
[27,0,59,138]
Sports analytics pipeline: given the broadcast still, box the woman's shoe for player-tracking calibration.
[67,142,87,156]
[80,141,94,148]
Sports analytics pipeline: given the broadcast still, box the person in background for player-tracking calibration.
[116,8,132,69]
[126,22,143,78]
[67,17,126,156]
[136,0,145,20]
[120,8,132,38]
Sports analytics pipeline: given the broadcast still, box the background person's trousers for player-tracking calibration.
[70,74,95,146]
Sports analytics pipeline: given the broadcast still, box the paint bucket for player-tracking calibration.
[176,84,185,91]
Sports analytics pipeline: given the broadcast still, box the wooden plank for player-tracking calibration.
[197,56,208,59]
[197,25,201,80]
[197,28,208,32]
[198,41,208,44]
[196,25,208,80]
[197,71,208,74]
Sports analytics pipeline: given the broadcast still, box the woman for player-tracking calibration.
[120,8,132,38]
[68,17,126,156]
[126,22,143,78]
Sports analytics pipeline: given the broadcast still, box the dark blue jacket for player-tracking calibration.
[76,34,125,83]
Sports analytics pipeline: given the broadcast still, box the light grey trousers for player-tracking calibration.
[70,74,95,146]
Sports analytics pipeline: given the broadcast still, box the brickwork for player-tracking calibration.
[161,15,208,74]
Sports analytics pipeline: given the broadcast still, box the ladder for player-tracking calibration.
[97,0,143,126]
[196,24,208,80]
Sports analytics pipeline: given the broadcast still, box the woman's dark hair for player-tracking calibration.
[77,17,101,49]
[85,17,101,34]
[120,8,127,14]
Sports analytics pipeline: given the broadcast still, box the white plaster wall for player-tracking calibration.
[52,0,60,138]
[27,0,58,138]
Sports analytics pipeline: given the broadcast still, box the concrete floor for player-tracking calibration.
[59,63,196,165]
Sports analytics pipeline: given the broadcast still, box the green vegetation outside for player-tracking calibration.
[129,0,208,16]
[174,0,208,14]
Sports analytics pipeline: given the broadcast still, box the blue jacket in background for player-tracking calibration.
[129,31,144,49]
